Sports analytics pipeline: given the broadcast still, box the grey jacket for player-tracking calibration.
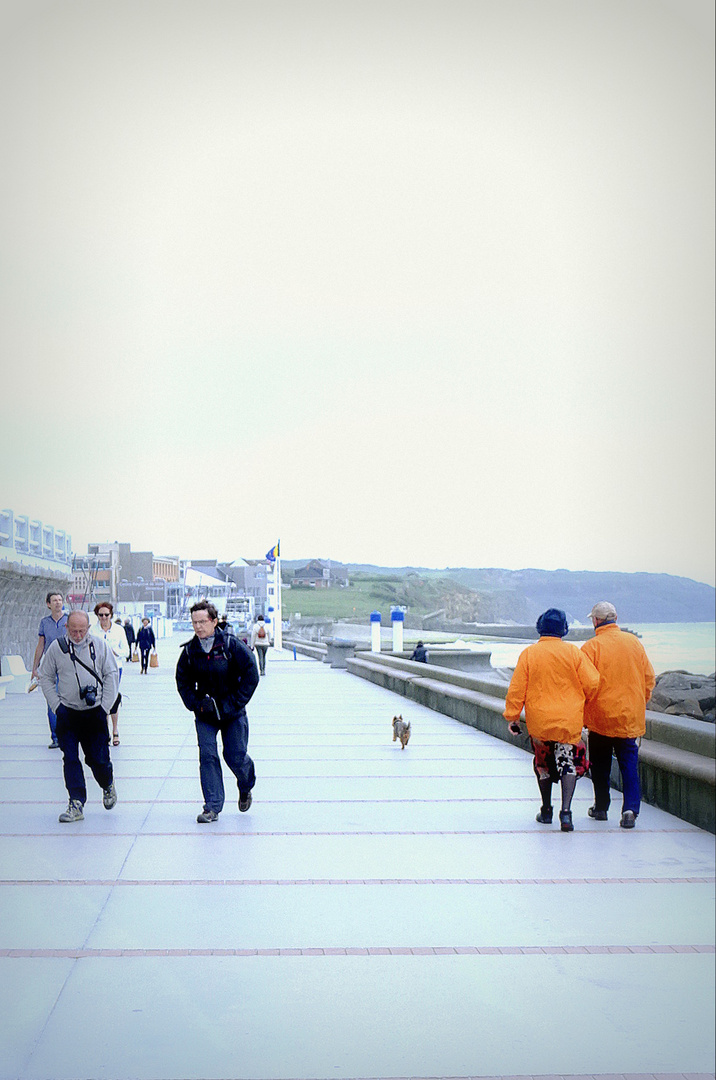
[39,633,119,714]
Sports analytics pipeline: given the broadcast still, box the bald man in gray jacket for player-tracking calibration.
[39,610,119,822]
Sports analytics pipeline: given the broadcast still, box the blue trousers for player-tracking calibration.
[55,704,113,804]
[195,712,255,814]
[588,730,641,816]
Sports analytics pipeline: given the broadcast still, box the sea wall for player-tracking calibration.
[0,562,70,671]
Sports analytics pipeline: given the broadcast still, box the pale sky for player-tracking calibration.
[1,0,714,585]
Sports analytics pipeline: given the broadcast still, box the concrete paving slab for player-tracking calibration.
[0,958,76,1080]
[0,884,112,948]
[0,834,136,881]
[116,829,715,883]
[81,881,715,952]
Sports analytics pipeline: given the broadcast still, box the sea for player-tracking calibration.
[488,622,716,677]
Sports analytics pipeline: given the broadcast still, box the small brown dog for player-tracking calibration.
[392,715,411,749]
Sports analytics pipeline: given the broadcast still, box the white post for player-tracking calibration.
[391,609,404,653]
[370,611,381,653]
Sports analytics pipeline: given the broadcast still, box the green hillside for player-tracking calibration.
[281,571,527,622]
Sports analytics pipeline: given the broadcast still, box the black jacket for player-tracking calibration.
[137,626,156,651]
[123,623,136,645]
[176,628,259,724]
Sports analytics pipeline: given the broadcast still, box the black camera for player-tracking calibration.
[79,685,98,708]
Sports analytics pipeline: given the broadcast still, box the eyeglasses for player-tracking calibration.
[98,612,111,617]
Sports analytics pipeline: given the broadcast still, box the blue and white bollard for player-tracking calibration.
[370,611,381,653]
[391,609,404,653]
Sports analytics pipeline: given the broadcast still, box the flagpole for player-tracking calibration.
[274,541,282,649]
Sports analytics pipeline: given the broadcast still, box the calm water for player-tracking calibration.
[489,622,715,676]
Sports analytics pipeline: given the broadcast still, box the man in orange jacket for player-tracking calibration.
[582,601,655,829]
[504,608,600,832]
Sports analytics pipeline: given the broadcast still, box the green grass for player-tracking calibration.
[281,580,389,620]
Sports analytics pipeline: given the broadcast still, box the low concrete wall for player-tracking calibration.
[282,635,328,662]
[345,652,716,833]
[0,562,70,673]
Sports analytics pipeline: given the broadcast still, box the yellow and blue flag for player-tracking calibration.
[266,542,280,562]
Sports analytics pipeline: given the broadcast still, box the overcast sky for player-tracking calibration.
[1,0,714,584]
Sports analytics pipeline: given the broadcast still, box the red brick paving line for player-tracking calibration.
[0,828,699,837]
[2,876,713,886]
[1,944,713,958]
[16,1074,698,1080]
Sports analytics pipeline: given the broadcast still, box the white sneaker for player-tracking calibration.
[59,799,84,823]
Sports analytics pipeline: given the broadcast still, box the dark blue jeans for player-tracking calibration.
[55,704,113,804]
[195,712,255,814]
[588,730,641,816]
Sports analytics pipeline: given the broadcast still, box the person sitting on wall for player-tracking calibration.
[410,640,429,663]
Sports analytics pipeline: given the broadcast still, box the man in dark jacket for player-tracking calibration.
[176,599,260,823]
[123,618,136,662]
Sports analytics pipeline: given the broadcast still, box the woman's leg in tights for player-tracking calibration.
[560,772,577,812]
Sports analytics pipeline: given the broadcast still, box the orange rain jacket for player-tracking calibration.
[581,623,655,739]
[503,636,600,744]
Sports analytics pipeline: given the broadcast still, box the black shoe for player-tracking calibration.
[620,810,636,829]
[197,809,219,823]
[559,810,574,832]
[535,807,553,824]
[239,791,252,812]
[588,806,608,821]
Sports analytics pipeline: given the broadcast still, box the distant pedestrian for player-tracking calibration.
[176,600,259,823]
[581,601,656,829]
[123,618,136,662]
[91,602,126,746]
[503,608,599,831]
[410,640,429,663]
[136,617,156,673]
[38,610,119,822]
[31,591,68,749]
[250,615,271,675]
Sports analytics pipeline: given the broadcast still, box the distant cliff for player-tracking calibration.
[444,568,715,624]
[295,563,716,624]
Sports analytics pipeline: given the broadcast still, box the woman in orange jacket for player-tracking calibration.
[503,608,599,831]
[581,601,655,828]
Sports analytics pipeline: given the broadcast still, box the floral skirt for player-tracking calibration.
[531,738,589,782]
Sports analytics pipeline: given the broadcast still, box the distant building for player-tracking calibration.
[291,560,349,588]
[74,541,178,612]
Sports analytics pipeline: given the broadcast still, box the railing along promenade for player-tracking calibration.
[285,635,716,833]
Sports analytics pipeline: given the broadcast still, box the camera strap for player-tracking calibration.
[59,637,104,688]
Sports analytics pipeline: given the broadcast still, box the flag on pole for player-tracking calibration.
[266,542,280,563]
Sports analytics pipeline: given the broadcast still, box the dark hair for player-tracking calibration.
[94,601,114,616]
[46,591,64,604]
[416,640,424,647]
[191,599,219,621]
[257,614,265,621]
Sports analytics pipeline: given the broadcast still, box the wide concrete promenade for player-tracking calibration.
[0,636,714,1080]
